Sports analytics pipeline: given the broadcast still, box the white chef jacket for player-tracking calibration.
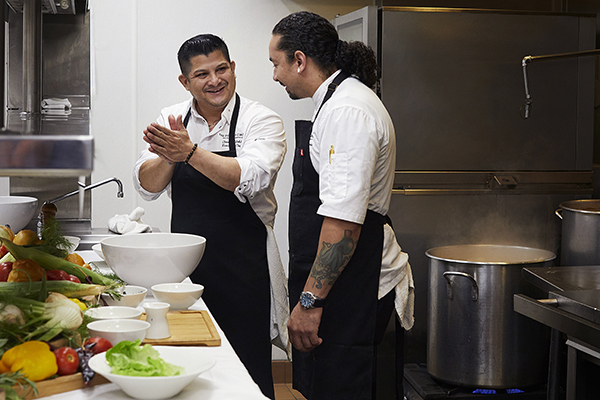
[311,71,414,329]
[133,93,292,356]
[133,94,286,229]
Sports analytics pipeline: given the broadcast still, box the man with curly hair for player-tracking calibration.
[269,11,407,400]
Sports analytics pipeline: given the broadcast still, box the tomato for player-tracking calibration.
[54,347,79,376]
[0,262,12,282]
[46,269,69,281]
[0,245,7,258]
[84,337,113,354]
[67,274,81,283]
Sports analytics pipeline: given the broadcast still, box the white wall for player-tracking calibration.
[89,0,373,359]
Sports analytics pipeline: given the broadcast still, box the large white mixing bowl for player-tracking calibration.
[0,196,38,233]
[101,233,206,289]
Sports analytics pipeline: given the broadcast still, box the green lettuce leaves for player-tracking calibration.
[105,339,185,376]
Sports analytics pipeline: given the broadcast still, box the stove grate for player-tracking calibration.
[404,364,546,400]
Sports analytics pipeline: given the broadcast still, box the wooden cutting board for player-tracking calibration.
[141,310,221,346]
[16,373,109,400]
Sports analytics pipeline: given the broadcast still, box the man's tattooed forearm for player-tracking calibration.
[310,230,355,289]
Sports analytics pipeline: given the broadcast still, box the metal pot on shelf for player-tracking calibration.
[556,199,600,266]
[426,244,554,389]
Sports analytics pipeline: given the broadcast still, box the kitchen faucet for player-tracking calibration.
[37,177,124,237]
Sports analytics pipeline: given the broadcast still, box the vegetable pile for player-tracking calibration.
[0,224,123,400]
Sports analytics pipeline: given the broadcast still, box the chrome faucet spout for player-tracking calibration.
[46,177,124,204]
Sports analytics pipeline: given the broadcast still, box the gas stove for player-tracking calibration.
[403,364,547,400]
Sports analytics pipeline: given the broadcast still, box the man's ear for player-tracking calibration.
[294,50,307,73]
[178,74,190,91]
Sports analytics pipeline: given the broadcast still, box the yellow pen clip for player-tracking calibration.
[329,145,335,164]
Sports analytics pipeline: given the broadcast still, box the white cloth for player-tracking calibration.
[310,71,396,224]
[41,98,72,110]
[133,94,287,228]
[379,223,415,330]
[266,226,292,359]
[108,206,152,234]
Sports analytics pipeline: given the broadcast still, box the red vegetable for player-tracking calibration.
[0,262,12,282]
[54,347,79,376]
[84,337,112,354]
[0,245,7,258]
[46,269,69,281]
[67,274,81,283]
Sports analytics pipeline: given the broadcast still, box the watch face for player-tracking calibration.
[300,292,315,309]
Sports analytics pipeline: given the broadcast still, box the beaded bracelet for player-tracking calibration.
[184,143,198,165]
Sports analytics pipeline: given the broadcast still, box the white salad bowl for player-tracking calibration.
[87,319,151,346]
[151,283,204,310]
[85,306,142,321]
[88,346,216,400]
[0,196,38,233]
[101,233,206,290]
[101,285,148,308]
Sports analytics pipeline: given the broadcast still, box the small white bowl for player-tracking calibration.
[101,286,147,308]
[151,283,204,310]
[61,235,81,252]
[85,306,142,321]
[87,319,151,346]
[89,346,216,399]
[92,243,104,260]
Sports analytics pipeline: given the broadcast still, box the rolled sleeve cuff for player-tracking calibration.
[233,157,252,203]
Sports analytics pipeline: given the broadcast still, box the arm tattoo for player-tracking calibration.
[310,229,356,289]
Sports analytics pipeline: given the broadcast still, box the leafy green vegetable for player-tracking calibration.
[0,371,37,400]
[105,340,185,377]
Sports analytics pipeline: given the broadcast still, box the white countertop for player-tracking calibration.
[40,251,269,400]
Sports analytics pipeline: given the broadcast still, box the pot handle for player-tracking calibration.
[443,271,478,301]
[555,208,562,220]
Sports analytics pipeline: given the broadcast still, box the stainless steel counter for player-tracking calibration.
[515,265,600,399]
[521,265,600,293]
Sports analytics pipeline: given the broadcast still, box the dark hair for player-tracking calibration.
[272,11,378,89]
[177,34,231,77]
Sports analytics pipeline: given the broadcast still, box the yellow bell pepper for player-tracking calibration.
[70,298,87,311]
[1,341,58,381]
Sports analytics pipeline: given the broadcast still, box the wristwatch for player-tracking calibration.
[299,291,325,309]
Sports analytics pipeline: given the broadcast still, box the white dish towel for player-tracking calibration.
[108,207,152,235]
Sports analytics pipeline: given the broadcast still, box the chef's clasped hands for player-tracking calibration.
[143,114,193,164]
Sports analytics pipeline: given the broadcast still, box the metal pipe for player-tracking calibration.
[22,0,42,116]
[521,49,600,119]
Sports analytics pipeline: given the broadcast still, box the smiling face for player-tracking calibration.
[269,35,302,100]
[178,50,236,116]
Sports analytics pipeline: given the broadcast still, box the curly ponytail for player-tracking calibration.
[335,41,378,89]
[273,12,378,89]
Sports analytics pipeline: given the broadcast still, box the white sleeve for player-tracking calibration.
[233,106,286,202]
[316,106,379,224]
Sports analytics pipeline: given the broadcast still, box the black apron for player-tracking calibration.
[171,94,274,399]
[288,72,387,400]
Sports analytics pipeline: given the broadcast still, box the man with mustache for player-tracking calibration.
[133,33,287,400]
